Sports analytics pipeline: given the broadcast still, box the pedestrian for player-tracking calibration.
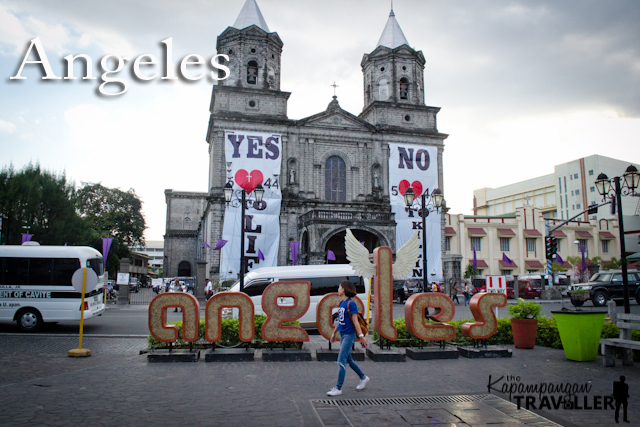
[451,281,460,305]
[613,375,630,423]
[327,280,370,397]
[171,280,182,312]
[463,282,471,306]
[431,282,438,292]
[205,279,213,300]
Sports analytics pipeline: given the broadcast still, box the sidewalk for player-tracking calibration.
[0,333,637,426]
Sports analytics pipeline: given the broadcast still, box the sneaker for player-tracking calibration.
[356,376,370,390]
[326,387,342,396]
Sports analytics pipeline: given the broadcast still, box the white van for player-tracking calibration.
[0,243,106,332]
[225,264,368,329]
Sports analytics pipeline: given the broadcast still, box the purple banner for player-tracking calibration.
[290,241,299,266]
[327,250,336,261]
[21,233,33,244]
[102,237,113,269]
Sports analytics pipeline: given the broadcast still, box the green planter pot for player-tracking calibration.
[552,310,606,362]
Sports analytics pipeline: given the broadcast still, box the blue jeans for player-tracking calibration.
[464,293,471,306]
[452,295,460,304]
[336,332,365,390]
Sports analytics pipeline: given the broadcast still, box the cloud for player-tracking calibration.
[0,119,17,133]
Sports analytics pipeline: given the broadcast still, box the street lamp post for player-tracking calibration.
[403,187,444,293]
[223,182,264,293]
[595,165,639,314]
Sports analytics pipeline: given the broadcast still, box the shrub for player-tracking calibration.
[507,298,541,320]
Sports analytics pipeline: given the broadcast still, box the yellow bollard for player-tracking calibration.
[365,277,372,333]
[69,268,91,357]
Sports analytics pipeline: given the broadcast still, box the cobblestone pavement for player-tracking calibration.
[0,333,638,427]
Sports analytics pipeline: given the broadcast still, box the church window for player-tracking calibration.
[402,66,407,70]
[249,100,256,107]
[251,48,256,53]
[380,67,385,72]
[178,261,191,277]
[247,60,258,84]
[228,49,233,54]
[399,77,409,99]
[404,115,411,122]
[325,156,346,202]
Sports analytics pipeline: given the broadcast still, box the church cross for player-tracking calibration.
[330,81,339,97]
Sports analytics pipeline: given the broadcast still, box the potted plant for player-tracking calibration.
[508,298,541,349]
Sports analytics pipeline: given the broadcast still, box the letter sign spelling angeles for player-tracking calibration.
[461,293,507,339]
[205,292,255,343]
[261,281,310,342]
[344,228,420,341]
[404,293,456,341]
[316,293,365,341]
[148,292,200,342]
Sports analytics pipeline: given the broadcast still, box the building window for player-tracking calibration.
[589,170,594,176]
[564,176,567,191]
[576,203,581,209]
[574,173,578,179]
[571,190,574,196]
[578,239,588,256]
[558,178,562,192]
[399,77,409,99]
[247,60,258,84]
[325,156,346,202]
[570,175,572,181]
[500,238,510,252]
[602,240,609,253]
[590,187,595,192]
[575,189,580,195]
[470,237,482,252]
[445,236,451,252]
[526,238,536,253]
[560,197,563,209]
[572,205,575,210]
[501,270,511,276]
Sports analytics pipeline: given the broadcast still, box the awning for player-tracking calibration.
[599,231,615,240]
[552,230,566,238]
[445,227,457,236]
[499,260,518,269]
[468,259,489,268]
[525,260,544,269]
[575,231,593,238]
[524,229,542,237]
[497,228,516,238]
[467,228,486,236]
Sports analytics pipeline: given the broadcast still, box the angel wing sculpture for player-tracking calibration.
[344,229,421,279]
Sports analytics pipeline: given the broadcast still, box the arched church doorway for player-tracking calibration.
[300,230,309,265]
[177,261,192,276]
[325,229,380,264]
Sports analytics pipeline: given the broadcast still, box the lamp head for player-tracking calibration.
[595,172,610,196]
[404,187,415,206]
[624,164,639,191]
[254,183,265,203]
[431,188,443,208]
[223,182,233,202]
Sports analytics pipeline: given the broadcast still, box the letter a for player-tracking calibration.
[11,37,61,80]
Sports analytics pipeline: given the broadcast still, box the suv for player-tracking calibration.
[393,279,422,303]
[568,269,640,307]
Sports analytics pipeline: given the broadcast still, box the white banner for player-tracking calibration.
[220,130,282,280]
[388,143,442,282]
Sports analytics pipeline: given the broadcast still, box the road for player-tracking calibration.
[1,293,638,336]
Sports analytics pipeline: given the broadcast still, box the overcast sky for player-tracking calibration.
[1,0,639,242]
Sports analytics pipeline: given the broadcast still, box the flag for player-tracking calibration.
[290,241,299,265]
[555,253,564,264]
[21,234,33,244]
[472,243,477,269]
[327,250,336,261]
[102,237,113,269]
[360,241,365,246]
[580,246,586,270]
[207,239,226,250]
[258,249,265,261]
[502,253,513,265]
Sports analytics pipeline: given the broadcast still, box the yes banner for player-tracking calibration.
[388,143,442,281]
[220,130,282,280]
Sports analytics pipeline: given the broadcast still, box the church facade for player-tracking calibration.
[164,0,451,283]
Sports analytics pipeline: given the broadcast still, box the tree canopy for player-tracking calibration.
[0,163,146,276]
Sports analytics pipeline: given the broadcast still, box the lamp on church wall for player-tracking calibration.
[224,181,264,293]
[403,187,444,292]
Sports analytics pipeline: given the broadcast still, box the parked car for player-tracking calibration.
[568,269,640,307]
[393,279,422,303]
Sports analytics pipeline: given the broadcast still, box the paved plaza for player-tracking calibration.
[0,327,638,427]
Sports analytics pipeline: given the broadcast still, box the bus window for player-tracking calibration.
[53,258,81,285]
[87,258,104,277]
[30,258,53,285]
[4,258,29,286]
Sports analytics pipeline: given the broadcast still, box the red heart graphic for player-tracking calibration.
[398,180,410,196]
[235,169,264,194]
[411,181,423,196]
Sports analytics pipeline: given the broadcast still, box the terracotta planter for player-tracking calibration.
[510,319,538,349]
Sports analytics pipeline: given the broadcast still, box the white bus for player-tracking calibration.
[0,243,106,332]
[224,264,369,329]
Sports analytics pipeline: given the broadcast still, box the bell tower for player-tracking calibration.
[360,7,438,131]
[209,0,290,119]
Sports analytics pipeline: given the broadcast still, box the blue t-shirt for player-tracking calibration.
[337,299,358,334]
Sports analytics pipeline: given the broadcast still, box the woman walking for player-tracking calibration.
[327,280,370,396]
[463,282,472,306]
[451,281,460,305]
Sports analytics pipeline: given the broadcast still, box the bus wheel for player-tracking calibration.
[16,308,43,332]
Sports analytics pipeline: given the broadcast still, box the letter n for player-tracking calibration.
[148,293,200,342]
[205,292,254,342]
